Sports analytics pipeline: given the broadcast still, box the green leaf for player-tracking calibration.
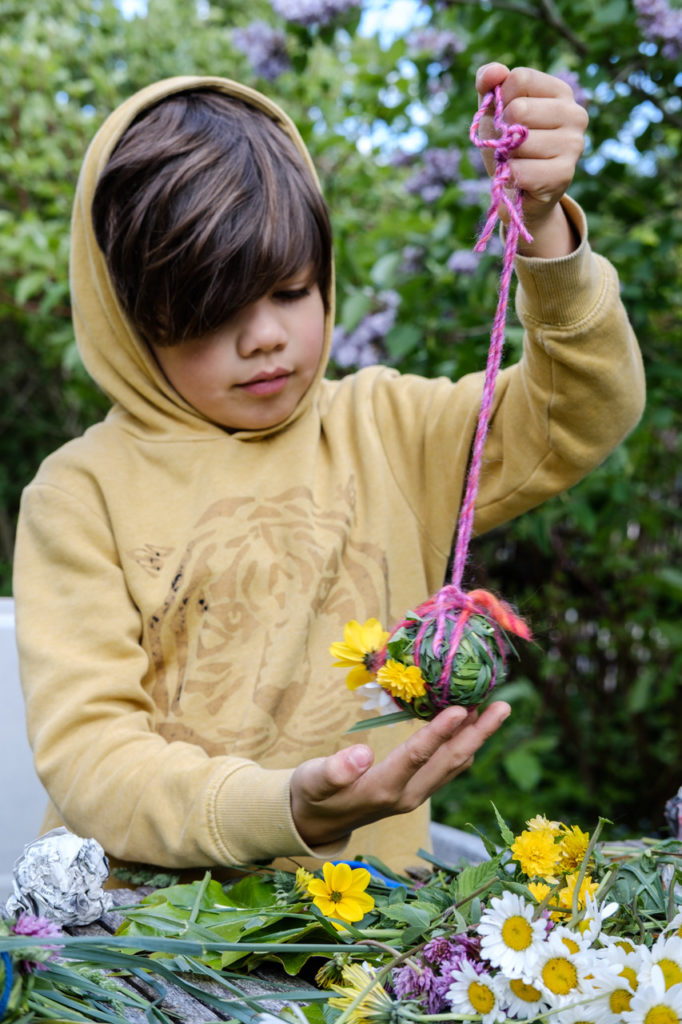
[503,746,543,791]
[370,251,401,288]
[490,803,515,847]
[453,858,502,904]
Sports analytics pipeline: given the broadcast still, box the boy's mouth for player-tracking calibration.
[238,368,291,396]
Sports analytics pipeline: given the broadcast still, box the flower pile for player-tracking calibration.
[330,591,531,729]
[3,812,681,1024]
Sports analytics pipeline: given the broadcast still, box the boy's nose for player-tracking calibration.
[237,299,286,357]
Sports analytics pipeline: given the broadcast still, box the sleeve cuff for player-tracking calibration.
[212,763,349,864]
[513,196,606,327]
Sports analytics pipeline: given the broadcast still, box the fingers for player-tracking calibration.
[377,701,511,806]
[290,702,511,848]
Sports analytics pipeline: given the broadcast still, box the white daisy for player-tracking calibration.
[535,931,596,1008]
[625,965,682,1024]
[356,681,397,714]
[585,949,641,1023]
[554,922,594,956]
[553,1001,604,1024]
[640,935,682,990]
[496,972,550,1018]
[447,960,504,1024]
[574,894,617,948]
[477,890,548,979]
[664,910,682,940]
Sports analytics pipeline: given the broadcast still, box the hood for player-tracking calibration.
[70,75,335,441]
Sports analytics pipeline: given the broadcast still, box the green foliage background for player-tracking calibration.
[1,0,680,839]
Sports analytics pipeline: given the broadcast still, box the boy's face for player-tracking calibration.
[149,269,326,432]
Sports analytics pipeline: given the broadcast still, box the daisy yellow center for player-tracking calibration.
[509,978,542,1002]
[468,981,495,1014]
[615,938,636,954]
[658,959,682,989]
[644,1006,680,1024]
[541,957,578,996]
[501,914,533,951]
[562,935,580,954]
[609,989,633,1014]
[620,966,638,990]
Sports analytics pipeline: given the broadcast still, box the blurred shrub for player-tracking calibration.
[1,0,680,834]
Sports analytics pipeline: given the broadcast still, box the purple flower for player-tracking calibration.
[11,913,62,972]
[392,934,484,1014]
[331,290,400,369]
[393,963,445,1014]
[633,0,682,58]
[269,0,360,27]
[553,69,590,108]
[400,245,425,275]
[405,147,461,203]
[407,27,464,66]
[232,21,291,80]
[457,178,489,208]
[447,249,480,275]
[12,913,62,938]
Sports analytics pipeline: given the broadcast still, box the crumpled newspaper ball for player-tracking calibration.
[5,827,113,926]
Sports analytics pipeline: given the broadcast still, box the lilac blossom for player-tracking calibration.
[390,148,418,169]
[269,0,361,27]
[400,245,425,275]
[447,249,480,275]
[405,147,461,202]
[633,0,682,58]
[331,290,400,369]
[458,178,490,207]
[407,27,464,66]
[232,21,291,80]
[553,69,590,108]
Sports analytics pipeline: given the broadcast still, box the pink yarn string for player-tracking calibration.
[427,86,533,671]
[449,86,533,595]
[378,87,533,694]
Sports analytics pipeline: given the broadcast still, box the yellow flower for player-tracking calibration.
[307,862,375,929]
[557,824,590,872]
[526,814,563,836]
[295,867,314,895]
[557,871,599,912]
[328,963,394,1024]
[528,880,553,904]
[511,827,561,880]
[330,619,389,690]
[376,659,426,702]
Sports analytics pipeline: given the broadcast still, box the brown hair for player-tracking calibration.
[91,90,333,346]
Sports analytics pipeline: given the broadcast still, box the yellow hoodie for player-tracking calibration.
[13,75,644,875]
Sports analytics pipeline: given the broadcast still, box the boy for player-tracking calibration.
[13,65,644,876]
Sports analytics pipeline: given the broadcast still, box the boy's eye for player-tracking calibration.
[273,286,311,302]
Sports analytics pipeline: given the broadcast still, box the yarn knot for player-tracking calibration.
[470,87,533,251]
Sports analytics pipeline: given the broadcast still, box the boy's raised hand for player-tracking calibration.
[290,700,510,849]
[475,63,589,259]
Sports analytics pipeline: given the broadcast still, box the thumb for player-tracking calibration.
[304,745,374,800]
[476,61,510,99]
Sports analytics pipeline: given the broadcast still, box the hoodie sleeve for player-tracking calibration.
[370,197,645,560]
[13,480,347,868]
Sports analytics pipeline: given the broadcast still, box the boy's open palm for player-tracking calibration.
[290,701,511,849]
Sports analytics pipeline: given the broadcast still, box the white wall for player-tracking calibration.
[0,597,48,902]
